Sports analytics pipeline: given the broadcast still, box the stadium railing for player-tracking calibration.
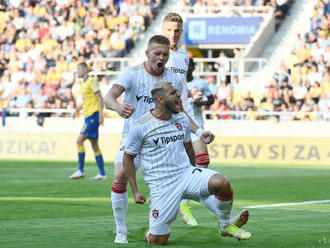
[88,57,269,85]
[6,108,329,122]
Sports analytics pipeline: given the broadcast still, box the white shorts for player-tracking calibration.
[148,167,219,235]
[114,136,141,169]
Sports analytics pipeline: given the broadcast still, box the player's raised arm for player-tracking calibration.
[104,84,135,118]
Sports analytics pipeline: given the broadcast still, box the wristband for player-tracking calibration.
[196,128,204,138]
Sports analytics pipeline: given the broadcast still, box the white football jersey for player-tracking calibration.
[115,63,184,137]
[167,49,194,118]
[125,112,192,196]
[187,77,213,126]
[167,49,190,81]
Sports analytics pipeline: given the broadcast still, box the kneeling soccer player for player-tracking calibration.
[123,81,251,245]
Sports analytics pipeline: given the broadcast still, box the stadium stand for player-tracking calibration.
[0,0,329,124]
[0,0,165,122]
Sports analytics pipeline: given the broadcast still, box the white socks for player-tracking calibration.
[111,191,128,234]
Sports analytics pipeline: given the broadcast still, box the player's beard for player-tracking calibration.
[165,101,179,114]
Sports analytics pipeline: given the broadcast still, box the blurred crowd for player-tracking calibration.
[0,0,164,124]
[205,0,330,121]
[0,0,329,125]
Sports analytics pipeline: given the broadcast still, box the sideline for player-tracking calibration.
[244,199,330,209]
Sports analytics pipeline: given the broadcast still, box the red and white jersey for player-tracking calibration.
[115,63,185,137]
[125,111,192,196]
[167,49,194,118]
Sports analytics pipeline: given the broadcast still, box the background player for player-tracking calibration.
[123,81,251,245]
[104,35,214,244]
[70,62,106,180]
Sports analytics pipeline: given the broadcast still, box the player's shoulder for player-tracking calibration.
[130,63,144,71]
[124,63,144,74]
[87,76,98,84]
[176,49,190,58]
[136,111,154,126]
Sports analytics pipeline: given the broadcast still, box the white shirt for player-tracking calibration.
[125,111,191,196]
[116,63,184,137]
[167,49,194,118]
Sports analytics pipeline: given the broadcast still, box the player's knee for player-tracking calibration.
[111,181,127,193]
[195,153,210,168]
[114,163,127,181]
[209,174,231,195]
[150,234,170,245]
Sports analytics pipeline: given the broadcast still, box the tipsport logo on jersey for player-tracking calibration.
[136,95,155,104]
[152,134,184,146]
[168,67,187,75]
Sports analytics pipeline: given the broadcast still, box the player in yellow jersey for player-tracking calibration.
[70,62,106,180]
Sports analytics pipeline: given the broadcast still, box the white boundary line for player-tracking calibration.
[244,200,330,209]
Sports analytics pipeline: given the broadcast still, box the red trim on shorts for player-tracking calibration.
[111,181,127,193]
[216,188,233,201]
[195,153,210,165]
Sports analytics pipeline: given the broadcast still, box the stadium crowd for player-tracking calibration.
[0,0,329,124]
[0,0,164,123]
[207,0,330,121]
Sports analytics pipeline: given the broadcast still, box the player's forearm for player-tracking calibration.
[183,108,200,133]
[123,153,139,194]
[104,85,124,113]
[180,101,200,133]
[104,93,120,112]
[184,141,196,166]
[97,94,104,114]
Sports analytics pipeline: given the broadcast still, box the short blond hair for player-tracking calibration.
[163,12,183,25]
[151,80,172,98]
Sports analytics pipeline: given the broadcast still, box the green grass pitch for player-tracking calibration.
[0,160,329,247]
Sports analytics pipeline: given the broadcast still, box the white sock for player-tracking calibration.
[181,199,190,205]
[111,191,128,234]
[200,195,232,228]
[216,198,232,228]
[200,195,221,218]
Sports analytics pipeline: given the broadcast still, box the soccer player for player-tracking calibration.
[104,35,214,244]
[69,62,106,180]
[162,12,249,228]
[123,81,251,245]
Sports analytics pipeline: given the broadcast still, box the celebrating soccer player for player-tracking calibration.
[104,35,214,244]
[123,81,252,245]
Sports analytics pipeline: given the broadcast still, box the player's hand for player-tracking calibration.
[191,88,202,102]
[200,131,215,144]
[118,104,135,118]
[133,191,146,204]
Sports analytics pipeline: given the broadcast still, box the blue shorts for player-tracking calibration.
[80,112,99,139]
